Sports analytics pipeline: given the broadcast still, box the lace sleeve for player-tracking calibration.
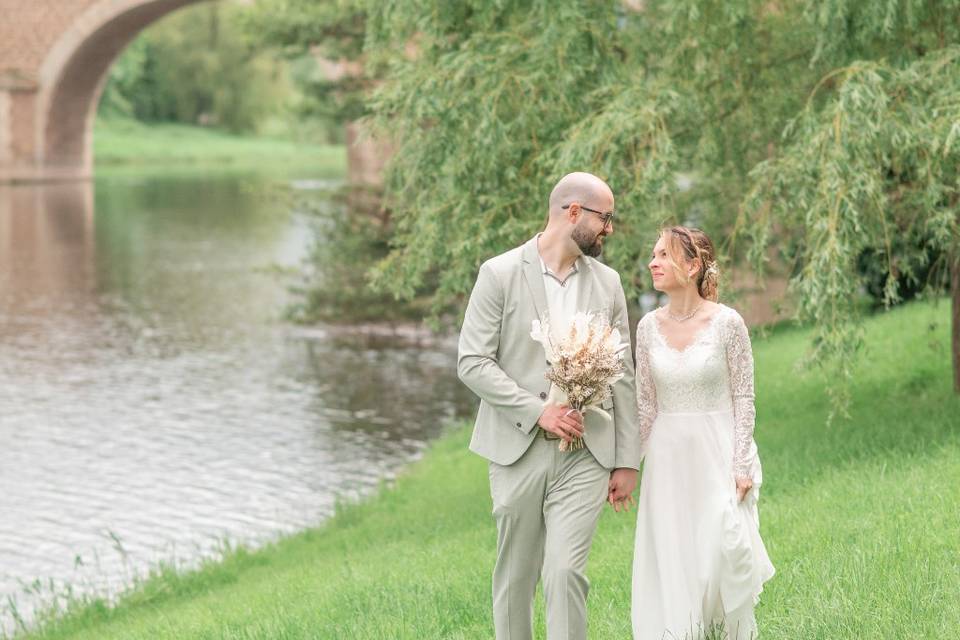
[635,315,657,459]
[724,309,756,477]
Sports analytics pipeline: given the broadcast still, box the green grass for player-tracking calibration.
[15,299,960,639]
[93,118,346,174]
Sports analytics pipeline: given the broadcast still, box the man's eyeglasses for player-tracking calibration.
[561,203,615,227]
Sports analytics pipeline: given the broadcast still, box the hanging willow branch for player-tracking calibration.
[741,47,960,420]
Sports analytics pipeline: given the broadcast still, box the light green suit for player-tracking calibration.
[458,235,640,640]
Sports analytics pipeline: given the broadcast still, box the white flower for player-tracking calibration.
[530,318,557,362]
[604,326,628,355]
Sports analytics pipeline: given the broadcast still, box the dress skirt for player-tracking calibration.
[631,409,775,640]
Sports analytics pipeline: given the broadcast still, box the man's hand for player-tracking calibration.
[735,475,753,502]
[537,405,584,443]
[608,468,637,512]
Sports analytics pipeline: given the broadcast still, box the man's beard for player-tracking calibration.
[572,224,604,257]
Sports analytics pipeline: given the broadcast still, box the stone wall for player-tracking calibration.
[0,0,202,181]
[0,1,390,186]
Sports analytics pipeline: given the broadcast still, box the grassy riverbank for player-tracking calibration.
[18,299,960,639]
[93,118,345,173]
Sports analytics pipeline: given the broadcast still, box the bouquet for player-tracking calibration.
[530,312,627,451]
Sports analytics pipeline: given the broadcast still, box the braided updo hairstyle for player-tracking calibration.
[661,225,720,302]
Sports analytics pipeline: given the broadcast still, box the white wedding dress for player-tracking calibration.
[632,304,775,640]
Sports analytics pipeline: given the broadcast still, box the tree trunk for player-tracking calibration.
[953,249,960,394]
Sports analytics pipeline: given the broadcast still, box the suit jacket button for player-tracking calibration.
[539,391,547,400]
[516,422,522,428]
[546,360,551,366]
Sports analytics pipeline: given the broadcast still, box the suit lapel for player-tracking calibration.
[521,236,549,322]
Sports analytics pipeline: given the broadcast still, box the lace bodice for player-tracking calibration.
[635,304,757,477]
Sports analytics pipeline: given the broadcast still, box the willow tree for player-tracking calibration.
[743,49,960,407]
[360,0,959,406]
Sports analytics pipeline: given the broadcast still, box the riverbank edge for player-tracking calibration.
[92,118,346,170]
[9,420,478,639]
[12,297,960,639]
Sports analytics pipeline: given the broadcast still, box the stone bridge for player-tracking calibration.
[0,0,385,184]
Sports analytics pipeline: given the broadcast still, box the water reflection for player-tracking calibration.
[0,170,475,634]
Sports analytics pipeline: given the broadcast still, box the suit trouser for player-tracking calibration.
[488,433,610,640]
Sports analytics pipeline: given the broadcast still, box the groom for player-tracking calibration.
[458,172,641,640]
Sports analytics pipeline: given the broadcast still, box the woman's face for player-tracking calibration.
[648,234,692,292]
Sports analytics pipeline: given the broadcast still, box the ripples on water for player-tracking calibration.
[0,170,476,633]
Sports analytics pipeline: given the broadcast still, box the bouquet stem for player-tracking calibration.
[559,404,585,452]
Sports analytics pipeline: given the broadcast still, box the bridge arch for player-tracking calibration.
[36,0,207,179]
[0,0,387,186]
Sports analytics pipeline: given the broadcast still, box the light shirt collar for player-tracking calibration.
[536,233,580,285]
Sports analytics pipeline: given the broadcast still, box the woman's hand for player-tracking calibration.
[735,476,753,503]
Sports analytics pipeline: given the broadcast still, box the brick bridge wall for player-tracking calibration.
[0,0,387,187]
[0,0,205,181]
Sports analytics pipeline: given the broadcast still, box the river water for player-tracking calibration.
[0,167,475,634]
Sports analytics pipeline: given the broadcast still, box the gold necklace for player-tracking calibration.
[666,302,703,323]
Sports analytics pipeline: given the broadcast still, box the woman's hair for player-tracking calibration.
[660,225,720,302]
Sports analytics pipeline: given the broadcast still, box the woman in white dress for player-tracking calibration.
[632,226,775,640]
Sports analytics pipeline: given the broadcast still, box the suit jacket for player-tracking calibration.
[457,235,641,470]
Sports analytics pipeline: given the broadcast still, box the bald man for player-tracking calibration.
[458,172,641,640]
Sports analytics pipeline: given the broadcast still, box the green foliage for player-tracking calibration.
[98,2,292,133]
[243,0,366,59]
[366,2,639,311]
[16,300,960,639]
[286,193,432,324]
[241,0,372,125]
[742,48,960,415]
[97,39,151,119]
[361,0,960,410]
[362,1,819,313]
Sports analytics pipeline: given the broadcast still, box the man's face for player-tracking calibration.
[570,194,614,257]
[572,218,604,257]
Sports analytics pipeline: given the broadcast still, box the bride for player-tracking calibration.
[631,226,775,639]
